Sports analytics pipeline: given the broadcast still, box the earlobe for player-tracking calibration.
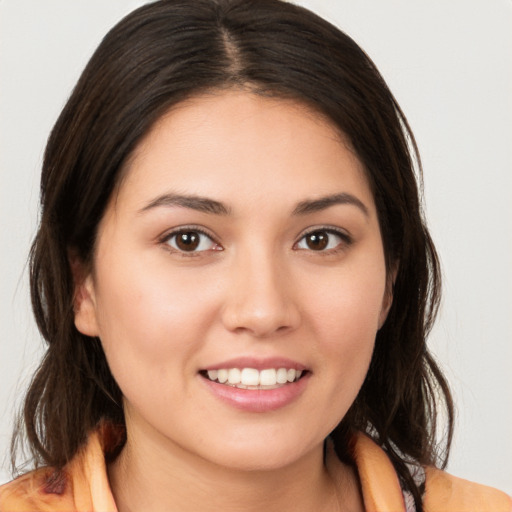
[378,290,392,329]
[378,264,398,329]
[68,250,100,337]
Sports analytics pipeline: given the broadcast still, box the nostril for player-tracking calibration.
[219,275,301,337]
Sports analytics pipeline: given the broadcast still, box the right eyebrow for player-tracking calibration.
[138,193,231,216]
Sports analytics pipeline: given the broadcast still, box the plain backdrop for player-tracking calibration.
[1,0,511,493]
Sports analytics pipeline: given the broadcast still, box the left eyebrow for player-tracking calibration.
[292,193,369,217]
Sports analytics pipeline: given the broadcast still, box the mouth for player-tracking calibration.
[199,367,306,390]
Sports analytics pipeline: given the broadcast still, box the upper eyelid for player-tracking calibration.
[297,225,352,240]
[160,227,222,256]
[294,227,353,253]
[157,224,352,248]
[159,224,218,243]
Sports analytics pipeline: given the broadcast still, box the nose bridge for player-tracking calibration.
[221,243,300,337]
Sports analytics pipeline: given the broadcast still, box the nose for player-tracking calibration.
[220,249,301,338]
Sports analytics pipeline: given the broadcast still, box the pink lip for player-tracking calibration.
[202,356,308,372]
[199,372,310,413]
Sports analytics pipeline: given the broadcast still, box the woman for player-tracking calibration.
[0,1,510,511]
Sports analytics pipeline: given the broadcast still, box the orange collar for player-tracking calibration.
[1,425,510,511]
[326,432,407,512]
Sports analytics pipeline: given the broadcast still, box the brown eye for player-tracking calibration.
[175,232,200,251]
[304,231,328,250]
[166,230,218,253]
[296,229,348,252]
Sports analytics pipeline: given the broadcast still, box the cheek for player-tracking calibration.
[302,255,386,401]
[306,257,387,344]
[91,253,220,388]
[315,287,378,379]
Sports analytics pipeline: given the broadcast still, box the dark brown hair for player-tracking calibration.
[13,1,453,509]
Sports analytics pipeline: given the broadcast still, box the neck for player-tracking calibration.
[107,424,361,512]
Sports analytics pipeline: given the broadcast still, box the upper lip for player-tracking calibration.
[201,356,308,372]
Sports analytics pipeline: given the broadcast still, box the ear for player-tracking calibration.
[68,249,100,337]
[378,264,398,329]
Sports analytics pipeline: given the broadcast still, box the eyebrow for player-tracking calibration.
[139,191,368,217]
[139,193,231,215]
[292,193,369,217]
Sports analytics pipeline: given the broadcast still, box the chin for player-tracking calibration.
[197,430,322,472]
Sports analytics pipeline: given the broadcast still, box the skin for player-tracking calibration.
[74,91,393,512]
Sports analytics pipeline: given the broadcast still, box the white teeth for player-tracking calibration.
[241,368,259,386]
[204,367,304,387]
[227,368,241,384]
[259,369,277,386]
[276,368,288,384]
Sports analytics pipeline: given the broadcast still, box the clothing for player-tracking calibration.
[1,423,510,511]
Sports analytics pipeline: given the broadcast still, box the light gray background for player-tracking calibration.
[1,0,511,493]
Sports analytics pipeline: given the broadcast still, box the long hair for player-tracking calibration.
[13,1,453,509]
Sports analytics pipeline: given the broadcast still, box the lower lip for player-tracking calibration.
[200,374,310,413]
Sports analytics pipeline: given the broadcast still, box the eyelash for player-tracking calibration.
[159,225,352,256]
[294,227,353,254]
[160,226,221,257]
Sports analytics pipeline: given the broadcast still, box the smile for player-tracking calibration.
[202,368,304,389]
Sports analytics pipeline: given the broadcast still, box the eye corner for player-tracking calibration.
[159,225,223,256]
[294,226,353,253]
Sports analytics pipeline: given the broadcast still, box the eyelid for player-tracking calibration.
[297,225,352,240]
[294,225,353,251]
[158,224,352,254]
[159,225,222,254]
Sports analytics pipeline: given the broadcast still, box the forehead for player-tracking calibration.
[117,90,374,214]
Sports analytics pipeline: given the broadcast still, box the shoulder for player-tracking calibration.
[0,468,73,512]
[0,424,119,512]
[424,467,512,512]
[338,432,512,512]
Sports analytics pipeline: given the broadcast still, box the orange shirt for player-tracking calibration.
[1,424,510,511]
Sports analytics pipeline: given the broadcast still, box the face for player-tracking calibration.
[75,91,392,471]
